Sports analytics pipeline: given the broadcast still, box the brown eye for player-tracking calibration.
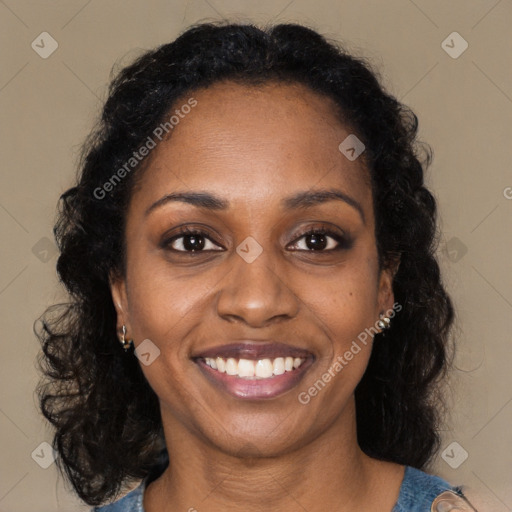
[163,228,223,252]
[288,229,350,252]
[303,232,331,251]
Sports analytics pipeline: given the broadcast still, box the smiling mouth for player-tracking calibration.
[200,356,306,379]
[192,341,315,399]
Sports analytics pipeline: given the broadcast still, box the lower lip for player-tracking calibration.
[194,357,314,400]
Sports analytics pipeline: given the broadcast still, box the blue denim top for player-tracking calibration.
[93,466,469,511]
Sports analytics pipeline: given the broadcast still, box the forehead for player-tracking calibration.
[132,80,372,213]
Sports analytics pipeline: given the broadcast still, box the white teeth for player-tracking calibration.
[273,357,285,375]
[202,356,306,379]
[216,357,225,373]
[238,359,255,377]
[255,359,274,378]
[225,358,238,375]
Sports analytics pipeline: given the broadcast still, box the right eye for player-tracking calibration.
[162,228,224,253]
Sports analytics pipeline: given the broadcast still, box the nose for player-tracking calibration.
[215,248,300,328]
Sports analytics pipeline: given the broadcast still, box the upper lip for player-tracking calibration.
[192,341,314,360]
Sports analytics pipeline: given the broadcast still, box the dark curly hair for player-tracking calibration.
[35,21,454,506]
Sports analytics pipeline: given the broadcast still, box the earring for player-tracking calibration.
[377,314,391,331]
[119,325,133,351]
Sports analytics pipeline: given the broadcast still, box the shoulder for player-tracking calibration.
[393,466,474,512]
[92,481,146,512]
[90,466,474,512]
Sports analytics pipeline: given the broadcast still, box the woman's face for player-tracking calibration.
[112,81,395,457]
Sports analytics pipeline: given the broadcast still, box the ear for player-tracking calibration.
[109,273,130,336]
[377,254,401,314]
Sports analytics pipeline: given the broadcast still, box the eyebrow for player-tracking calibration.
[283,189,365,223]
[145,188,365,223]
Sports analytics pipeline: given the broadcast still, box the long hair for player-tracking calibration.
[35,21,454,506]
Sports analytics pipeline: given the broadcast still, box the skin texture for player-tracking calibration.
[111,81,405,511]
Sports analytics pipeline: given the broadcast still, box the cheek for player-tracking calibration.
[296,267,380,413]
[297,259,381,345]
[125,254,212,339]
[123,253,225,403]
[293,255,381,405]
[123,259,206,413]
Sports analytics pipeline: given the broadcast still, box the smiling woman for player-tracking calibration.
[35,22,478,512]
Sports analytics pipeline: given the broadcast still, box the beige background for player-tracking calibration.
[1,1,511,511]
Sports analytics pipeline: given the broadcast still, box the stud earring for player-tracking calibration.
[119,325,133,351]
[377,314,391,331]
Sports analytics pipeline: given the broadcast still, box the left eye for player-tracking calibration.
[288,231,345,251]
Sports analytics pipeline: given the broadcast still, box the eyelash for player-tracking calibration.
[289,226,350,252]
[162,225,351,254]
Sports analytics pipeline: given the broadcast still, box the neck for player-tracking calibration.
[144,398,403,512]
